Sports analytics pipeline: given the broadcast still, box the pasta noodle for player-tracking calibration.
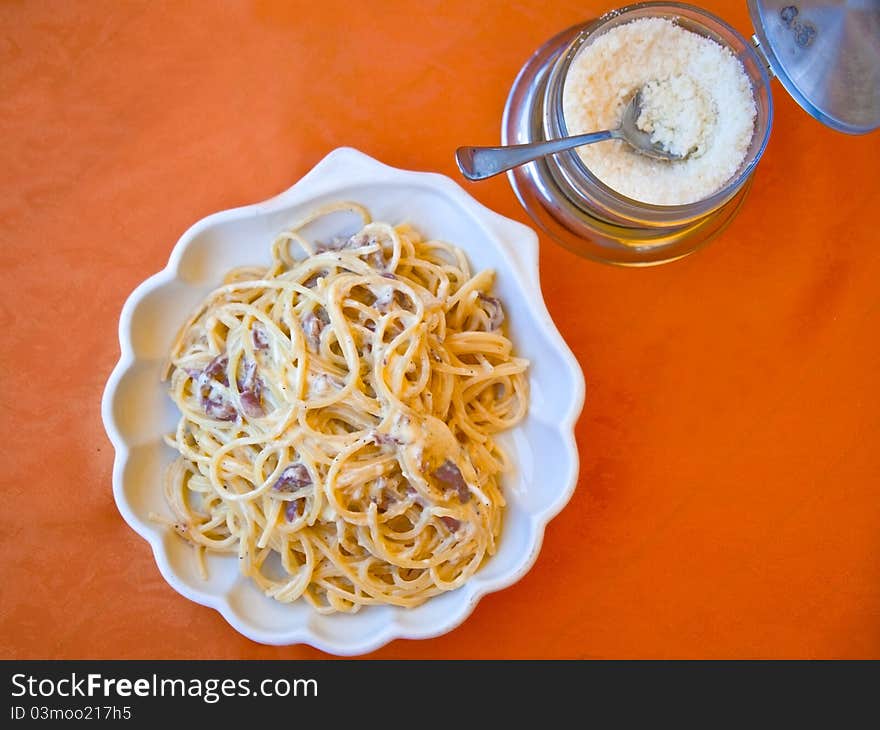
[160,202,529,612]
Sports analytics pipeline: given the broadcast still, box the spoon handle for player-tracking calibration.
[455,131,616,181]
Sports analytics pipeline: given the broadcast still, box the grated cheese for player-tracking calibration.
[562,17,757,205]
[636,74,715,159]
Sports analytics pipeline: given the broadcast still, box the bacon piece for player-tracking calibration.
[301,311,324,353]
[191,354,237,421]
[240,391,262,418]
[315,231,386,269]
[373,431,403,447]
[478,293,504,331]
[285,499,305,522]
[237,360,256,389]
[439,516,460,532]
[432,460,470,503]
[272,463,312,493]
[313,237,346,254]
[252,323,269,350]
[236,360,264,418]
[346,232,373,249]
[203,396,237,421]
[374,477,396,513]
[202,354,229,385]
[343,232,385,270]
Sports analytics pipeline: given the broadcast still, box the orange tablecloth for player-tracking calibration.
[2,0,878,659]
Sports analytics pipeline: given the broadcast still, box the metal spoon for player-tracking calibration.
[455,89,685,181]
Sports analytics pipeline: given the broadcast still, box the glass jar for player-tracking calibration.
[503,2,774,265]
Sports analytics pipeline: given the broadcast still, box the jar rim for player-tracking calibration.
[547,1,774,222]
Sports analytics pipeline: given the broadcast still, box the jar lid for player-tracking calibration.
[747,0,880,134]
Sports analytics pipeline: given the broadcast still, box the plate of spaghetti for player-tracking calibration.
[102,148,584,653]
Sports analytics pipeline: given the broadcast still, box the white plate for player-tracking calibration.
[101,147,585,654]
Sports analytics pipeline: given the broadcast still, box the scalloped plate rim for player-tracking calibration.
[101,147,585,655]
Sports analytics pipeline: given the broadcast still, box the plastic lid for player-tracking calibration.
[747,0,880,134]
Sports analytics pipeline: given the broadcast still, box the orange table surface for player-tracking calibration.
[2,0,879,660]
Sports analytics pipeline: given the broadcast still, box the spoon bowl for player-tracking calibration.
[456,88,685,181]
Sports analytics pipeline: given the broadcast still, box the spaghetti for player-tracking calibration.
[161,202,529,612]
